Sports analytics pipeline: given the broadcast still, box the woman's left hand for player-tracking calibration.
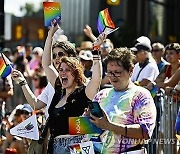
[93,33,107,47]
[90,109,110,130]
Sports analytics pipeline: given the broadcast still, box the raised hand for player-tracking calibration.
[48,19,60,37]
[84,25,93,38]
[11,69,26,84]
[93,33,107,47]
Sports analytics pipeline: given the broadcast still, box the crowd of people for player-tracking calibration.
[0,21,179,154]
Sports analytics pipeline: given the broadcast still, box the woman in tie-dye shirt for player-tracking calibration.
[90,48,156,153]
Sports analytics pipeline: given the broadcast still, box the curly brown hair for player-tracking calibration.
[165,43,180,53]
[52,41,77,57]
[58,57,86,86]
[104,48,136,72]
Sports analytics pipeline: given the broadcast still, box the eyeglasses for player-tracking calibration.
[53,52,65,59]
[106,69,125,77]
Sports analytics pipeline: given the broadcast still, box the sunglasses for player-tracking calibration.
[152,49,162,52]
[106,69,125,77]
[53,52,65,59]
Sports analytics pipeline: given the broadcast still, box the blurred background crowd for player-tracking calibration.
[0,0,180,154]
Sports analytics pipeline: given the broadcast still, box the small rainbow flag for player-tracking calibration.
[0,53,13,78]
[97,8,115,34]
[43,2,61,27]
[69,117,102,135]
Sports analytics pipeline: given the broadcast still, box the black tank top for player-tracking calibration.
[48,84,90,138]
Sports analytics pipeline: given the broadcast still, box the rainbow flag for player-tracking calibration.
[97,8,115,34]
[43,2,61,27]
[69,117,102,135]
[0,53,13,78]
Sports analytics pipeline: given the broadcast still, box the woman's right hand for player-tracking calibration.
[48,19,60,37]
[11,69,26,84]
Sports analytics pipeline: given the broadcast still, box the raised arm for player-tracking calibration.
[85,34,106,100]
[11,69,46,110]
[42,22,59,87]
[84,25,97,42]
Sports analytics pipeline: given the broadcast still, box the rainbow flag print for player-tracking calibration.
[0,53,13,78]
[150,85,158,98]
[43,2,61,27]
[69,117,102,135]
[97,8,116,35]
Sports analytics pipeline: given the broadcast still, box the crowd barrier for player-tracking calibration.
[147,89,180,154]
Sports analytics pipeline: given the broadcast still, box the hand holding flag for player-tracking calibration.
[93,33,107,47]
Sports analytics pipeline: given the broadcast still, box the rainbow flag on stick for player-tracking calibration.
[97,8,118,35]
[0,53,13,78]
[43,2,61,27]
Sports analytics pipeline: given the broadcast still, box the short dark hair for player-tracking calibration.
[104,48,136,72]
[52,41,77,57]
[165,43,180,53]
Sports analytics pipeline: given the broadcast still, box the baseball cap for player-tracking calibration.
[2,48,11,53]
[22,104,33,113]
[136,36,151,45]
[79,50,93,61]
[131,36,152,52]
[33,47,43,56]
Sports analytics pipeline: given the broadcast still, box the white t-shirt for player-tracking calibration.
[37,82,55,119]
[131,62,159,82]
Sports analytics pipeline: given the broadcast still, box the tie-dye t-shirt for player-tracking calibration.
[93,85,156,153]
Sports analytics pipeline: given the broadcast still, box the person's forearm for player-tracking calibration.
[89,34,97,42]
[42,31,53,69]
[164,70,180,87]
[107,122,149,139]
[91,59,102,85]
[21,84,40,110]
[86,58,102,99]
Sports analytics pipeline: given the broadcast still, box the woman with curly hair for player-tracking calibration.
[40,20,104,153]
[87,48,156,153]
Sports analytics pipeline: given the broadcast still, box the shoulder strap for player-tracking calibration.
[135,61,149,81]
[48,78,65,116]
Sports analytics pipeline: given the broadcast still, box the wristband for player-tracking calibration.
[19,80,27,86]
[92,50,101,55]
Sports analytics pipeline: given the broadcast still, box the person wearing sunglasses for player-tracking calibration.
[151,42,168,72]
[147,43,180,91]
[12,40,77,120]
[131,39,159,87]
[86,48,156,153]
[40,19,104,153]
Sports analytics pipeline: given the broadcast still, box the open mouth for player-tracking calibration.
[61,77,68,85]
